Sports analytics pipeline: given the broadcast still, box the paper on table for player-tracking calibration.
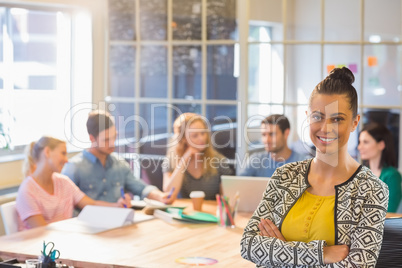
[143,198,170,209]
[143,198,187,209]
[47,205,154,234]
[78,205,134,228]
[154,209,186,224]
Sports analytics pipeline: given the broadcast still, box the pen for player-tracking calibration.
[167,187,175,199]
[120,187,127,208]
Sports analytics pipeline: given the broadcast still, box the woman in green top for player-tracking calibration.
[358,122,402,212]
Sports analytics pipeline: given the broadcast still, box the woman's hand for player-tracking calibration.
[181,146,200,162]
[323,245,349,264]
[148,189,175,204]
[159,191,175,204]
[258,218,286,241]
[175,147,200,171]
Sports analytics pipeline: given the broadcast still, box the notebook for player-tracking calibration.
[221,175,269,213]
[47,205,154,234]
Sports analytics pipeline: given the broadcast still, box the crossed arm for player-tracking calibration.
[241,177,388,267]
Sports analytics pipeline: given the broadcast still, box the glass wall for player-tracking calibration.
[107,0,238,161]
[247,0,402,163]
[107,0,402,171]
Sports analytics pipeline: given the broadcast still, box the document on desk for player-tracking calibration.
[47,205,154,234]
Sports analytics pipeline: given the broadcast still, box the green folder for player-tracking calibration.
[166,208,218,223]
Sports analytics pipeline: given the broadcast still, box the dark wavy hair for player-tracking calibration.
[360,122,397,169]
[309,67,358,118]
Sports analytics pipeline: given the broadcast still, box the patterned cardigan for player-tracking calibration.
[240,159,389,268]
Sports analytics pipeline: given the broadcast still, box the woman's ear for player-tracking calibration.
[305,110,310,124]
[351,114,361,132]
[378,140,386,151]
[43,146,50,158]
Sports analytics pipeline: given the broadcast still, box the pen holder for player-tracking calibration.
[40,241,60,268]
[216,195,235,228]
[40,255,56,268]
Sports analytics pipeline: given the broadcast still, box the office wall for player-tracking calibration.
[249,0,281,24]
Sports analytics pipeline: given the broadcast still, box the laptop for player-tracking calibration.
[221,175,269,213]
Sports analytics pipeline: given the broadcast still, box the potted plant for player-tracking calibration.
[0,109,13,150]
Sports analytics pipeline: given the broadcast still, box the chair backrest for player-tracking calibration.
[140,157,164,191]
[376,217,402,267]
[0,201,18,235]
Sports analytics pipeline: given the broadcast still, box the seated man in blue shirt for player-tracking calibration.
[238,114,307,177]
[62,110,172,204]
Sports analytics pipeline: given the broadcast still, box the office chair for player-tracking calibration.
[376,217,402,267]
[0,201,18,235]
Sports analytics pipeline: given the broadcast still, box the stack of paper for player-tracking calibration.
[142,198,187,215]
[47,205,153,234]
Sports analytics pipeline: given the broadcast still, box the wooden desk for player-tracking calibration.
[0,200,254,268]
[385,212,402,218]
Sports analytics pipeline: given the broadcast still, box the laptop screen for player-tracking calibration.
[221,175,269,213]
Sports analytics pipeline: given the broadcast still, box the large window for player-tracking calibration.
[0,4,92,156]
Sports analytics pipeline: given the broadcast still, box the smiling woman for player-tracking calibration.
[308,93,359,156]
[241,67,389,267]
[15,136,128,231]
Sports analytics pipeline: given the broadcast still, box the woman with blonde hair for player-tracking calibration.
[16,136,130,230]
[163,113,232,200]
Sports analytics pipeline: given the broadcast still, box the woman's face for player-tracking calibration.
[47,143,68,173]
[308,93,360,155]
[185,120,209,152]
[358,131,383,161]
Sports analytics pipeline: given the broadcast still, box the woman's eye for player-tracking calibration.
[332,117,343,123]
[311,115,321,121]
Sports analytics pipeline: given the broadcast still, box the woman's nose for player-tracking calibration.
[320,119,335,133]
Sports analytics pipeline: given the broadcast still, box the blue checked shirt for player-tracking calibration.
[62,150,157,202]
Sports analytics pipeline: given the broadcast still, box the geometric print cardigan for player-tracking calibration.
[240,159,389,267]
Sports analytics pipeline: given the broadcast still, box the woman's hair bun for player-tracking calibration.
[328,67,355,85]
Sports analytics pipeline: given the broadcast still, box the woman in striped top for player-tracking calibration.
[16,136,130,230]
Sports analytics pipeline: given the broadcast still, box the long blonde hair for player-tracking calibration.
[167,113,223,175]
[22,136,65,177]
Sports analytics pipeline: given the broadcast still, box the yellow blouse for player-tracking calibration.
[282,190,335,246]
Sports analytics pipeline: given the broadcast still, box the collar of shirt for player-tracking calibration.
[83,150,113,169]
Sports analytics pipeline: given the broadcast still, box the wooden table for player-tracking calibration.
[0,200,254,268]
[385,212,402,218]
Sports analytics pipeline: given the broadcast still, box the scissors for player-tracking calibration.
[42,241,60,261]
